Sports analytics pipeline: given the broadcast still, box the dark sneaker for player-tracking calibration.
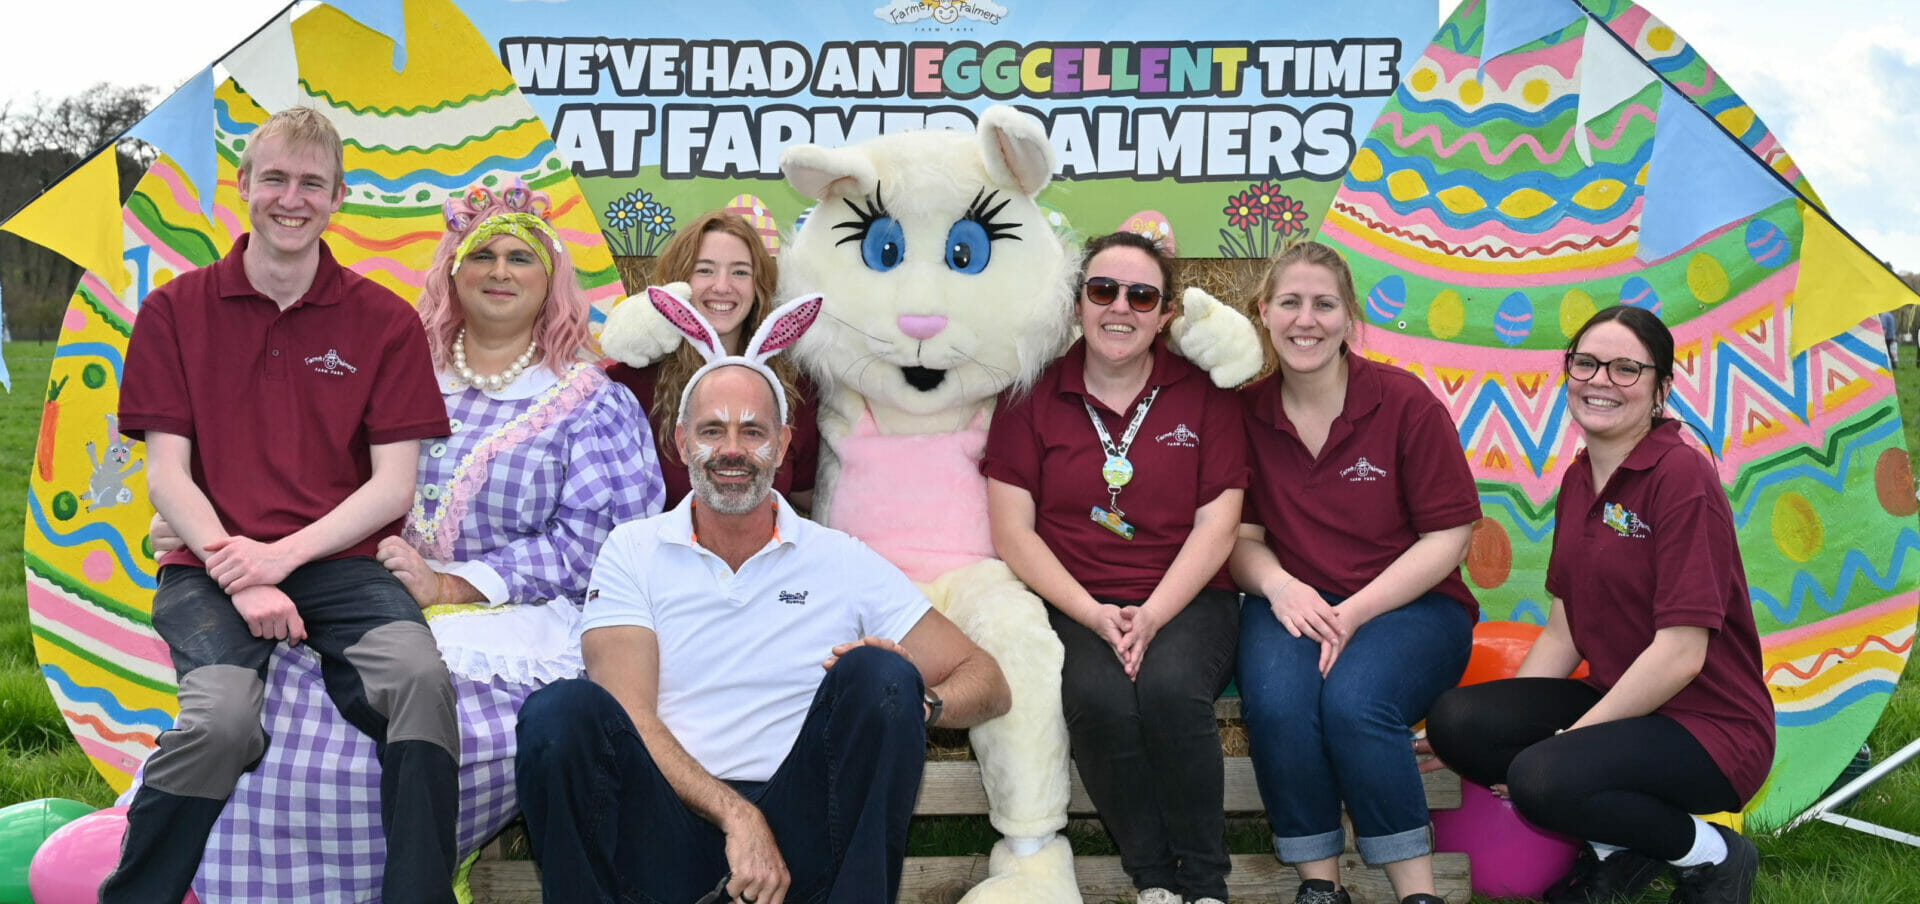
[1670,825,1758,904]
[1401,895,1447,904]
[1294,878,1352,904]
[1545,844,1667,904]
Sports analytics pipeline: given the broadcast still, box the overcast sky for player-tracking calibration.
[4,0,1916,270]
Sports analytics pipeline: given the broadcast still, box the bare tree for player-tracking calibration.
[1,84,154,341]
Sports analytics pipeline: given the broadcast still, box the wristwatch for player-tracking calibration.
[922,687,944,727]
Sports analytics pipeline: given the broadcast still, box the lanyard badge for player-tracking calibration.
[1083,387,1160,540]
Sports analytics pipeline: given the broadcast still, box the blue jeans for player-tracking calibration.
[515,645,927,904]
[1239,590,1471,865]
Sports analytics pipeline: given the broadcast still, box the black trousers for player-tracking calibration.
[1426,678,1741,859]
[102,558,460,904]
[1049,587,1239,901]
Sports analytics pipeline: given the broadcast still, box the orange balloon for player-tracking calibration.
[1460,620,1588,686]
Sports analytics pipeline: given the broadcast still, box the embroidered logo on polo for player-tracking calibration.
[1602,502,1651,538]
[586,588,600,602]
[779,590,809,605]
[305,348,359,376]
[1340,456,1388,482]
[1155,424,1200,448]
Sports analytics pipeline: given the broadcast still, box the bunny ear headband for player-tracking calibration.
[648,286,823,425]
[445,180,561,276]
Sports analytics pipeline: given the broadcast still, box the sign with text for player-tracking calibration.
[460,0,1434,257]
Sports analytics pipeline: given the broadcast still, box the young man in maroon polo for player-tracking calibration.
[103,107,460,904]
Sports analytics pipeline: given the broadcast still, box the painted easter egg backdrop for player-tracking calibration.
[1320,0,1918,824]
[22,0,625,792]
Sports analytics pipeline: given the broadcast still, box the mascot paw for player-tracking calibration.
[601,281,693,367]
[1169,286,1264,389]
[959,836,1082,904]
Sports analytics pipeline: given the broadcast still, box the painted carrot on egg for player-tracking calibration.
[37,375,68,482]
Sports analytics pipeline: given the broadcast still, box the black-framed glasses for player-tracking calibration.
[1083,277,1164,312]
[1565,352,1655,387]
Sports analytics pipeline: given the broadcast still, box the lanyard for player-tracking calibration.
[1083,386,1160,517]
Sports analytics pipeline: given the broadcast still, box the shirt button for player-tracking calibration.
[429,442,448,458]
[271,349,281,357]
[422,485,443,501]
[449,419,464,432]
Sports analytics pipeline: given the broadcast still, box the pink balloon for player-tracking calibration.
[1431,778,1581,898]
[27,806,198,904]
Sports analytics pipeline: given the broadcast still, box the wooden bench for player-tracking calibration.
[470,698,1470,904]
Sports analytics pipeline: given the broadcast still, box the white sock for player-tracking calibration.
[1004,834,1050,857]
[1669,818,1728,868]
[1590,841,1626,860]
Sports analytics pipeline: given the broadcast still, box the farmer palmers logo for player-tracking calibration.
[305,348,359,377]
[1340,456,1388,482]
[874,0,1009,27]
[1156,424,1200,448]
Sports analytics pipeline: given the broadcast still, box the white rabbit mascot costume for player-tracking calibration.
[603,104,1260,904]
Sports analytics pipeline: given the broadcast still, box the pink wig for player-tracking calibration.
[417,181,597,375]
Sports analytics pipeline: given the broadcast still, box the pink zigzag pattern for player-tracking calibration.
[1358,267,1891,493]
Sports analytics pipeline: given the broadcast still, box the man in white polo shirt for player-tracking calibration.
[516,364,1011,904]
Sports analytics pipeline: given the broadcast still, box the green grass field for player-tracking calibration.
[0,338,1915,901]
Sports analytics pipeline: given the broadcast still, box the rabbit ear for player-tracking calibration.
[648,286,722,360]
[745,294,823,363]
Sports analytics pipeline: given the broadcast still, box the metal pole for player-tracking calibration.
[1783,737,1920,846]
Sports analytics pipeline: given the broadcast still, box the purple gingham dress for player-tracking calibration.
[146,362,663,903]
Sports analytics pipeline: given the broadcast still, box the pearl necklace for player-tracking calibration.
[453,327,537,393]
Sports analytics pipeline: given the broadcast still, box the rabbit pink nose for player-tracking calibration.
[897,314,948,340]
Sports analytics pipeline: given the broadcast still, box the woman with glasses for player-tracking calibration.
[983,231,1248,904]
[1230,241,1477,904]
[1423,305,1773,904]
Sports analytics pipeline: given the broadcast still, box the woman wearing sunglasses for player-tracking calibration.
[983,231,1248,904]
[1423,306,1772,904]
[1230,241,1477,904]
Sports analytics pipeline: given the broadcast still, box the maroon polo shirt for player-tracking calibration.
[982,338,1249,600]
[1546,419,1776,800]
[607,362,819,508]
[120,235,450,569]
[1242,350,1481,618]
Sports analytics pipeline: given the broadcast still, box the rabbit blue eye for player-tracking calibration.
[861,217,906,272]
[945,219,989,274]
